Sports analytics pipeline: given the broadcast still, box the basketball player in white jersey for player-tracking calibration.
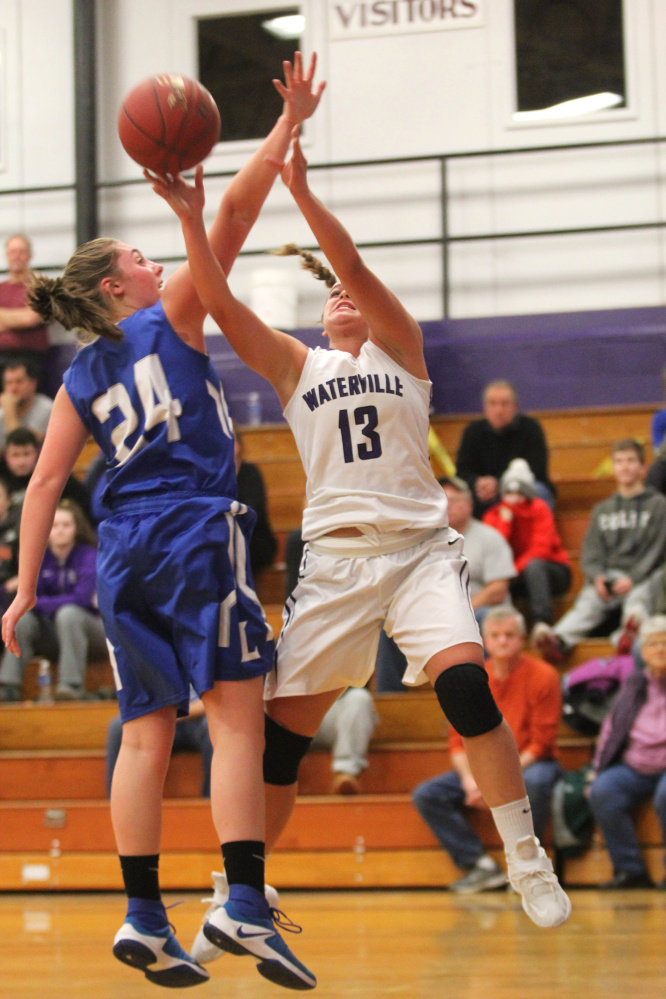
[149,126,571,948]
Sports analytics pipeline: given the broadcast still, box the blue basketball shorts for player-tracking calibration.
[96,496,274,722]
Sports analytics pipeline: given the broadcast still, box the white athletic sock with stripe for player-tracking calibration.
[490,796,535,854]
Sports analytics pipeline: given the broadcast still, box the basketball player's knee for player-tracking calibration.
[434,662,503,737]
[263,714,313,785]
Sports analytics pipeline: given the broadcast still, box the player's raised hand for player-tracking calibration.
[275,51,326,124]
[277,126,310,199]
[145,164,205,223]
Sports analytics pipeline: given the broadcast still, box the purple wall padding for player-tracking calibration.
[49,304,666,421]
[209,305,666,424]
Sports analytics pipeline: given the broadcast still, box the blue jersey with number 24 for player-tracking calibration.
[63,300,236,510]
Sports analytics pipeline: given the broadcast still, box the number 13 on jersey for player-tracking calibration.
[338,405,382,463]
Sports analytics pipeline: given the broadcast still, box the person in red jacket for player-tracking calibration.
[483,459,571,641]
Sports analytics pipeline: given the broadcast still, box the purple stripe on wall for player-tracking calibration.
[48,305,666,423]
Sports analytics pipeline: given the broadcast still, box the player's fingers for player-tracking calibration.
[293,50,302,79]
[143,168,159,184]
[283,59,293,89]
[273,79,288,100]
[304,51,316,83]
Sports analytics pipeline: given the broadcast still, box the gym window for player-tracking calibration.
[197,7,302,143]
[514,0,626,117]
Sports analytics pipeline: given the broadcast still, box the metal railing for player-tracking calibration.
[2,133,665,317]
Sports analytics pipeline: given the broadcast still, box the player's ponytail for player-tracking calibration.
[269,243,337,288]
[29,237,125,343]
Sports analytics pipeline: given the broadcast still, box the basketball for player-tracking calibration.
[118,74,221,176]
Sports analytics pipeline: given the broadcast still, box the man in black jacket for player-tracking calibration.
[456,380,555,518]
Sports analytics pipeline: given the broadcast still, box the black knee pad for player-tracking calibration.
[434,662,503,737]
[263,714,313,786]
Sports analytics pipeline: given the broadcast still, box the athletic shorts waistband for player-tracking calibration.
[308,526,443,558]
[108,491,247,515]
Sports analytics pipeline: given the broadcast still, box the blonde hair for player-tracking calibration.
[269,243,337,288]
[28,237,124,343]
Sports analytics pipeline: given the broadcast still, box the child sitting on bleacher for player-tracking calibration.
[483,458,571,638]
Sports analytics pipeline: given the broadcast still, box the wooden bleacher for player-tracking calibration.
[0,403,659,892]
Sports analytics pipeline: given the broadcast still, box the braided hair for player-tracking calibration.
[269,243,337,289]
[28,237,124,343]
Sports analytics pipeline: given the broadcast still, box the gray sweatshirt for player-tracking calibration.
[581,487,666,584]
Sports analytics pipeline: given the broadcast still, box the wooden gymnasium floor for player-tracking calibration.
[1,887,664,998]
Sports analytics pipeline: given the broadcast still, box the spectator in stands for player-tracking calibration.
[311,687,379,794]
[0,499,107,701]
[106,690,213,798]
[0,427,91,518]
[0,358,53,448]
[234,432,277,577]
[375,475,516,690]
[0,234,49,384]
[533,440,666,664]
[642,368,666,496]
[483,459,571,636]
[412,605,562,892]
[651,366,666,451]
[586,615,666,889]
[646,449,666,497]
[0,476,19,611]
[456,380,555,519]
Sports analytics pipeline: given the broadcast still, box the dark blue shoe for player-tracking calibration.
[203,899,316,990]
[113,916,209,988]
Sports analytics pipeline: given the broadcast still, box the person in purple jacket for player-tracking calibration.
[587,614,666,889]
[0,498,106,700]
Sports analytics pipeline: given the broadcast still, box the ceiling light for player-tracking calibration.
[262,14,304,40]
[514,92,624,121]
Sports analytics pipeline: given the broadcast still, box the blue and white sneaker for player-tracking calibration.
[203,899,316,990]
[190,870,280,965]
[113,916,210,988]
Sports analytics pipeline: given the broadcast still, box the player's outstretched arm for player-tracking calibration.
[279,128,428,379]
[151,167,307,405]
[164,53,325,334]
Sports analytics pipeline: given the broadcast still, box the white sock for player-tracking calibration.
[490,796,535,854]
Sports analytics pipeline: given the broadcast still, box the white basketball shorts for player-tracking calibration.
[264,528,482,699]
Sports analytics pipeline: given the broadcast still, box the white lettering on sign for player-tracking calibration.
[330,0,483,40]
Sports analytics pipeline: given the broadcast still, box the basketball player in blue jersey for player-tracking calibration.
[149,122,572,947]
[1,56,324,992]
